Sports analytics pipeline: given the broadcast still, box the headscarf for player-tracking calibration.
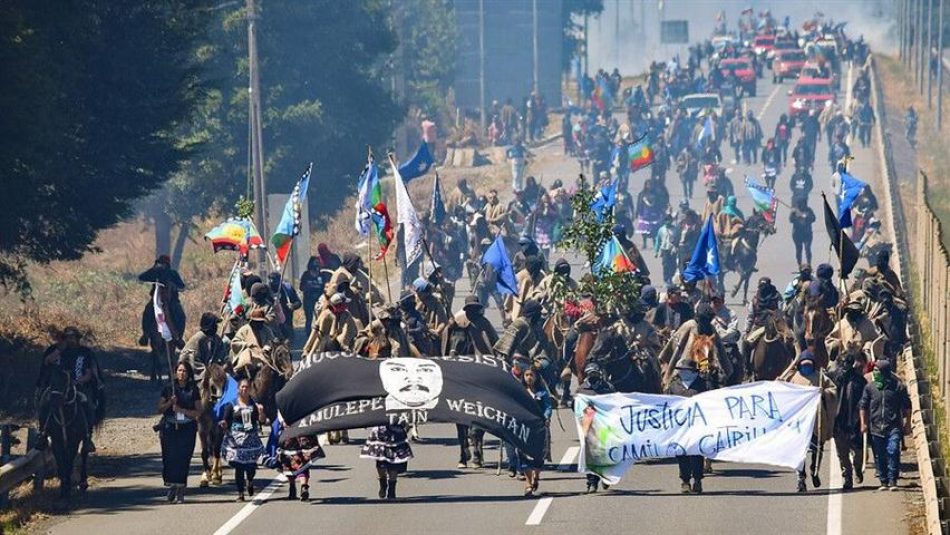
[721,195,744,220]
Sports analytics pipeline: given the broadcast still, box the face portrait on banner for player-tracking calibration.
[379,358,444,410]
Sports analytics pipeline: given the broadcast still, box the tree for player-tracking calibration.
[561,0,604,72]
[156,0,404,249]
[396,0,458,116]
[0,1,209,293]
[557,184,642,314]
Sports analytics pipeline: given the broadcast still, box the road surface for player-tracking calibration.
[38,64,921,535]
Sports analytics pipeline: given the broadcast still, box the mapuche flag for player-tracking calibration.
[355,157,381,237]
[628,136,655,172]
[744,176,778,226]
[594,235,636,275]
[270,163,313,266]
[371,202,394,259]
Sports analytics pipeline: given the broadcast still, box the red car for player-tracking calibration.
[772,49,807,83]
[787,77,835,119]
[719,57,757,97]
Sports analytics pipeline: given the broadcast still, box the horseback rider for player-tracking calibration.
[865,249,904,299]
[423,262,456,312]
[711,294,741,368]
[658,302,732,388]
[414,277,449,338]
[509,255,545,319]
[179,312,227,382]
[494,299,556,380]
[780,350,838,493]
[37,326,102,453]
[398,290,435,356]
[230,308,278,378]
[306,292,359,354]
[267,272,302,342]
[534,258,578,315]
[742,277,785,370]
[247,281,283,333]
[650,284,694,335]
[782,263,813,307]
[353,305,415,359]
[138,255,186,348]
[827,294,881,362]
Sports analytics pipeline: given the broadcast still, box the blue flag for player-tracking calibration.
[431,173,446,225]
[681,216,720,282]
[398,142,435,183]
[481,235,518,296]
[838,172,868,229]
[590,179,617,222]
[212,375,239,422]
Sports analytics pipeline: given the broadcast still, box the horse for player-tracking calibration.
[801,297,834,369]
[722,214,769,305]
[248,341,293,424]
[587,328,662,394]
[197,362,228,487]
[751,310,797,381]
[142,283,185,383]
[37,369,103,498]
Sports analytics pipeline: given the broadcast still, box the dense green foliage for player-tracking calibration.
[396,0,458,116]
[0,1,209,293]
[557,185,641,315]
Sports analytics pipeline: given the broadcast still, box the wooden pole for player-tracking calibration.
[939,0,945,129]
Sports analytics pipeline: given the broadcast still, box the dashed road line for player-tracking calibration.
[213,474,286,535]
[826,440,844,535]
[525,446,579,526]
[756,83,783,122]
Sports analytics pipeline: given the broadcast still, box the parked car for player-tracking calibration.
[752,34,776,68]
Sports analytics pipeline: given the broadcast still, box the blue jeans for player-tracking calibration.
[870,428,902,484]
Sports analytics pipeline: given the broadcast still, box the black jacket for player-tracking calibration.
[859,376,911,436]
[827,364,867,432]
[666,376,708,398]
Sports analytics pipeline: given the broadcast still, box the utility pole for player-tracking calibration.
[479,0,486,132]
[246,0,267,272]
[900,0,906,63]
[929,0,935,107]
[920,0,927,93]
[615,0,620,69]
[939,0,945,128]
[532,0,539,94]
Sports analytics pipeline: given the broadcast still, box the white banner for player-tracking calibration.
[152,284,173,342]
[390,155,424,268]
[574,381,820,484]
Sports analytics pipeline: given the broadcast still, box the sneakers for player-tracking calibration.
[680,481,691,494]
[889,482,900,491]
[877,483,890,491]
[691,481,703,494]
[457,462,468,469]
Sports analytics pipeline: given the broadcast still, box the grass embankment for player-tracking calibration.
[877,54,950,249]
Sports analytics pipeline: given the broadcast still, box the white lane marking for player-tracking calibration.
[756,84,782,122]
[558,446,580,471]
[524,446,580,526]
[826,439,843,535]
[213,474,287,535]
[526,497,554,526]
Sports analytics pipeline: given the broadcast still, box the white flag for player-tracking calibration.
[390,155,424,267]
[153,284,174,342]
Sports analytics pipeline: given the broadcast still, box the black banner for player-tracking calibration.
[276,353,546,460]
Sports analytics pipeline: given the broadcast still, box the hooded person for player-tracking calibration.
[302,292,358,354]
[577,361,616,494]
[423,262,455,312]
[658,302,733,388]
[866,249,904,298]
[230,307,278,377]
[413,277,449,336]
[509,255,545,319]
[827,345,869,490]
[534,258,578,314]
[179,312,226,382]
[826,294,880,362]
[353,305,415,359]
[397,290,434,356]
[859,359,912,489]
[268,272,302,342]
[442,295,499,356]
[780,350,838,493]
[328,252,384,309]
[138,255,187,348]
[494,299,556,373]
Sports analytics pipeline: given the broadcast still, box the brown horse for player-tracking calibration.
[751,311,797,381]
[250,341,294,424]
[197,363,228,486]
[802,300,834,369]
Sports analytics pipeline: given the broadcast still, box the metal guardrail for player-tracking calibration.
[0,426,53,506]
[869,54,950,535]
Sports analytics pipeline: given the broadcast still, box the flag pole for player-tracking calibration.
[381,251,394,304]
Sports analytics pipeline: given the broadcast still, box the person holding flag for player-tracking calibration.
[681,215,720,287]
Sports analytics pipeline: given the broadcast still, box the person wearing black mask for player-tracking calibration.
[510,255,545,320]
[179,312,226,382]
[494,299,555,375]
[299,257,326,334]
[827,297,878,362]
[867,249,904,298]
[828,350,868,490]
[268,272,301,342]
[860,359,911,490]
[659,302,731,388]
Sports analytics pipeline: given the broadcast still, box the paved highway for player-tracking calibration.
[40,65,920,535]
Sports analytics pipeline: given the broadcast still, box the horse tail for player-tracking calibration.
[94,387,107,431]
